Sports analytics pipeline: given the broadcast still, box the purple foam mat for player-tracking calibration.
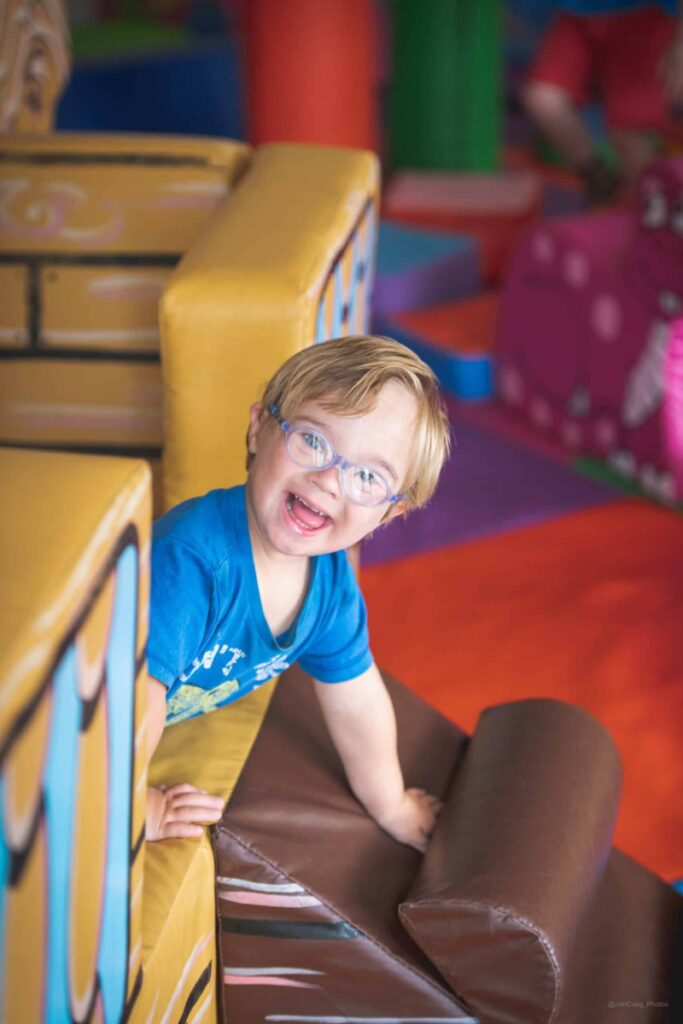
[373,222,480,315]
[362,416,618,566]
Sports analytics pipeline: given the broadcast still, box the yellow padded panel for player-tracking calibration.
[160,142,380,509]
[135,837,217,1024]
[0,133,251,513]
[0,359,163,447]
[138,684,275,1024]
[148,680,275,802]
[0,447,151,1022]
[0,133,251,255]
[1,448,150,718]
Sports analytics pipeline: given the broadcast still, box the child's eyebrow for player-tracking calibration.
[297,414,399,482]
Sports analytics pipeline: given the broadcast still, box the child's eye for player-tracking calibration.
[303,432,325,452]
[356,467,378,487]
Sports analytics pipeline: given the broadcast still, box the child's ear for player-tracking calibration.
[381,499,407,523]
[247,402,264,455]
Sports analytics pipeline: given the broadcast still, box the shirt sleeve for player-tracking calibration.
[299,552,373,683]
[147,537,215,688]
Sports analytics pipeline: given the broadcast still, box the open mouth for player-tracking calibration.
[285,492,332,533]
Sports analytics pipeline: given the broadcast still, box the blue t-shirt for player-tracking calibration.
[148,486,373,724]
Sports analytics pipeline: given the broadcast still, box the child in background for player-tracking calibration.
[522,1,683,203]
[144,336,451,851]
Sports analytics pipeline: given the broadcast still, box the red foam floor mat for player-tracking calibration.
[363,500,683,880]
[392,293,499,356]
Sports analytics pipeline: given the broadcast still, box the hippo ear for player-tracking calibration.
[641,179,667,229]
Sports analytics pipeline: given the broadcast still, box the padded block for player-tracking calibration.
[0,449,150,1022]
[0,131,250,512]
[213,664,682,1024]
[498,158,683,504]
[401,699,623,1024]
[380,295,498,400]
[373,221,480,315]
[245,0,376,150]
[139,684,275,1023]
[384,169,543,282]
[212,667,475,1022]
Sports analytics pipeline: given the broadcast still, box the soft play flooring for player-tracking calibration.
[361,400,683,882]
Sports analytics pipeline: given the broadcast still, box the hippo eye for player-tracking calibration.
[671,196,683,236]
[642,185,667,229]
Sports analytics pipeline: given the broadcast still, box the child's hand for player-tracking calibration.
[146,783,224,841]
[375,787,442,853]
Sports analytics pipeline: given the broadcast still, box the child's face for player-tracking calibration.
[246,380,417,560]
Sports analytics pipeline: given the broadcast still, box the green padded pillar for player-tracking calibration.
[390,0,502,172]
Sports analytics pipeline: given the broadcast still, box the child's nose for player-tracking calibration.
[312,463,342,498]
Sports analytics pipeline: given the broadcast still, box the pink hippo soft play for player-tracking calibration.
[497,158,683,503]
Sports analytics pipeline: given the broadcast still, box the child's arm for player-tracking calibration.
[312,663,441,852]
[145,676,224,841]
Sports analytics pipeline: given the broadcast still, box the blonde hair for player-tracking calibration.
[252,335,451,511]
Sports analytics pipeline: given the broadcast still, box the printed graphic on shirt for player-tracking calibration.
[179,643,246,682]
[252,653,291,683]
[165,644,291,724]
[166,676,241,724]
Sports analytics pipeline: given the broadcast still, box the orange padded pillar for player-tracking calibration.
[245,0,377,150]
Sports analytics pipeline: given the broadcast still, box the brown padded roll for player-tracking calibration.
[399,698,623,1024]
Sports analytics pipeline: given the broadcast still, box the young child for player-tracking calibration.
[145,335,451,851]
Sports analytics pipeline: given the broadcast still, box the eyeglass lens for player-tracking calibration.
[286,427,389,506]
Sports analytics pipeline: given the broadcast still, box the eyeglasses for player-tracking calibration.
[268,403,404,508]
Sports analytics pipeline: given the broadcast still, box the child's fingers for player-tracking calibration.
[169,802,222,819]
[169,795,224,814]
[164,782,211,798]
[161,822,204,840]
[167,796,224,820]
[167,788,224,807]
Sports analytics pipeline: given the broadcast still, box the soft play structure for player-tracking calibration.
[214,666,683,1024]
[5,450,682,1024]
[498,157,683,504]
[390,0,502,172]
[244,0,377,150]
[0,446,276,1022]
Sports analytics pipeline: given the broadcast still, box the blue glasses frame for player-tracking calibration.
[268,403,404,507]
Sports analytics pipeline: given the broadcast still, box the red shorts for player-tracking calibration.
[527,6,676,131]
